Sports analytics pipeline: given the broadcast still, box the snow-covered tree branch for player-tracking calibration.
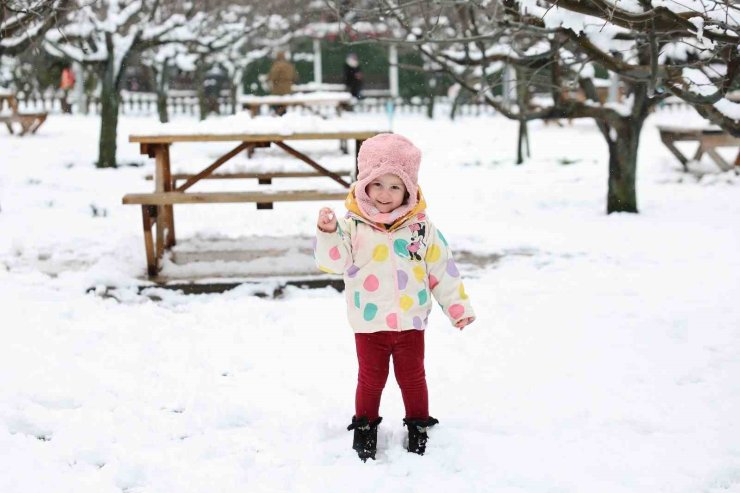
[0,0,71,57]
[44,0,201,167]
[360,0,739,213]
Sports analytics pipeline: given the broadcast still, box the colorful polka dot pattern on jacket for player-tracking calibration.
[314,214,475,333]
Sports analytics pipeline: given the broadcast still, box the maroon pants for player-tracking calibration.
[354,330,429,421]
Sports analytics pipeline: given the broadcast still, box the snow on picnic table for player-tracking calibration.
[129,112,387,139]
[237,91,353,104]
[0,110,739,493]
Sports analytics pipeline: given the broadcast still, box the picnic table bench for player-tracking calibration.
[0,92,47,136]
[123,122,386,276]
[657,125,740,171]
[238,92,353,118]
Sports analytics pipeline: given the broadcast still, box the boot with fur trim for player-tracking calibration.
[403,416,439,455]
[347,416,383,462]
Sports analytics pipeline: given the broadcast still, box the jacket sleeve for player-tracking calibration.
[314,217,353,275]
[426,222,476,326]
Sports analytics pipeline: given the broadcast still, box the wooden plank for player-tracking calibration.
[657,127,730,139]
[699,133,740,146]
[129,131,384,144]
[355,139,364,179]
[176,142,250,192]
[240,98,346,106]
[153,145,169,261]
[706,148,732,171]
[122,189,349,205]
[6,95,19,113]
[274,141,351,188]
[141,205,158,276]
[161,145,176,248]
[146,169,353,181]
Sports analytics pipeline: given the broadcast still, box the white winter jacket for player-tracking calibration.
[314,188,475,333]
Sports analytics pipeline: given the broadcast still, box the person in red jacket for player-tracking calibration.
[59,65,76,114]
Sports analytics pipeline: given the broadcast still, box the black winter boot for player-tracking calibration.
[403,416,439,455]
[347,416,383,462]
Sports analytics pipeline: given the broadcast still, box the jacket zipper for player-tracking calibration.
[386,230,401,331]
[350,212,414,332]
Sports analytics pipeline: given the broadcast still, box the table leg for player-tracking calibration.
[154,144,174,260]
[660,136,689,171]
[273,141,350,188]
[19,120,31,136]
[706,148,732,171]
[692,144,704,162]
[141,205,158,276]
[354,140,363,180]
[161,148,176,247]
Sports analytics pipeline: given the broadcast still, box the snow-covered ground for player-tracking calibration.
[0,109,738,493]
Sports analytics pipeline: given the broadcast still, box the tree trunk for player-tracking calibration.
[449,88,463,120]
[97,59,120,168]
[516,119,530,164]
[605,119,643,213]
[155,60,169,123]
[228,83,237,115]
[603,68,652,214]
[515,67,530,164]
[195,66,207,121]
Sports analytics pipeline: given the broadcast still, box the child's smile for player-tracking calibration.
[365,173,407,213]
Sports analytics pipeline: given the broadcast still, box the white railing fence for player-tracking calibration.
[12,89,692,119]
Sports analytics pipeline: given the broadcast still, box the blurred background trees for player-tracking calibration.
[2,0,736,215]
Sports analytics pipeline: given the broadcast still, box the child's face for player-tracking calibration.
[365,173,407,213]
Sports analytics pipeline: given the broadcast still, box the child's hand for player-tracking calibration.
[317,207,337,233]
[455,317,474,330]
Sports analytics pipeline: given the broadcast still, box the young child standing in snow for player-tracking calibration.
[314,133,475,461]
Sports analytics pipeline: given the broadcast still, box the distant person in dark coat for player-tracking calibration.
[204,67,225,115]
[343,53,363,99]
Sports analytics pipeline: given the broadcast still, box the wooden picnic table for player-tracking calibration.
[0,92,47,136]
[657,125,739,171]
[239,92,353,118]
[123,127,385,276]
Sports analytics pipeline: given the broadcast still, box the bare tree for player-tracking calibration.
[341,0,739,213]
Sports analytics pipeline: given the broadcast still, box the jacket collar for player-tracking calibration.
[344,184,427,232]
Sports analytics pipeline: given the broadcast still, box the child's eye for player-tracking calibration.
[391,186,400,190]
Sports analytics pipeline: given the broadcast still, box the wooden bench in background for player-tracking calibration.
[0,93,48,136]
[239,92,352,119]
[658,126,740,172]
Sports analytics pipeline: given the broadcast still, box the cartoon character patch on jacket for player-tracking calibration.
[407,222,427,261]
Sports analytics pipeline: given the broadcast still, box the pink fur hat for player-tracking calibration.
[354,133,421,223]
